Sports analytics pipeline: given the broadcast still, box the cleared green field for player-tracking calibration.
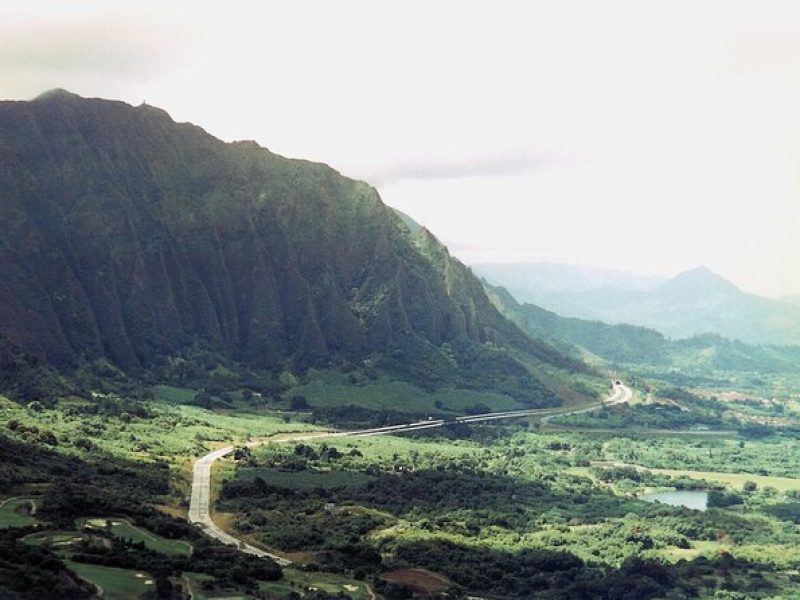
[0,498,37,528]
[582,463,800,493]
[661,540,724,562]
[334,433,478,460]
[640,467,800,493]
[253,433,479,469]
[289,377,524,414]
[23,530,87,550]
[185,572,262,600]
[0,394,318,469]
[80,518,192,556]
[65,561,155,599]
[260,568,371,600]
[237,467,374,490]
[151,384,197,405]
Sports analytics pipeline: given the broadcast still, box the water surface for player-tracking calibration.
[640,490,708,511]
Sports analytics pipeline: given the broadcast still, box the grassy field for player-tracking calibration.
[182,573,215,600]
[23,530,88,550]
[248,430,481,473]
[0,497,38,528]
[333,433,479,460]
[661,540,725,562]
[580,463,800,493]
[639,467,800,493]
[151,385,199,405]
[382,568,453,594]
[65,560,155,599]
[0,392,318,471]
[260,568,372,600]
[79,518,193,556]
[184,572,252,600]
[288,373,525,414]
[187,565,373,600]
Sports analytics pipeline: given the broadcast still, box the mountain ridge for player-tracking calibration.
[0,90,586,405]
[483,280,800,374]
[476,262,800,345]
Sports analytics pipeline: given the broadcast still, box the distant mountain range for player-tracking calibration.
[0,90,588,406]
[474,262,800,346]
[484,282,800,375]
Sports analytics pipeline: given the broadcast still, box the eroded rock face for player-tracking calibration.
[0,91,568,387]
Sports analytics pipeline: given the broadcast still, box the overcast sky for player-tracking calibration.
[2,1,799,297]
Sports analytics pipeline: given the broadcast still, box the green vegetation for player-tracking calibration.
[2,336,799,598]
[1,92,800,599]
[0,527,95,599]
[235,467,375,492]
[602,436,800,479]
[260,568,373,600]
[217,421,800,598]
[63,561,155,599]
[0,92,595,415]
[0,386,311,597]
[78,518,192,557]
[286,370,526,415]
[0,498,38,528]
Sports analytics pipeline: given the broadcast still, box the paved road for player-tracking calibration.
[188,382,631,564]
[541,382,632,425]
[188,447,292,565]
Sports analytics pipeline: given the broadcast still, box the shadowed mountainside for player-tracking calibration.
[0,90,584,400]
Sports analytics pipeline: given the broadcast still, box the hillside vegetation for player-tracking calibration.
[0,90,590,407]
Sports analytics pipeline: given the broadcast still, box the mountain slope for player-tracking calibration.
[0,90,585,404]
[597,267,800,345]
[485,281,800,374]
[477,262,800,345]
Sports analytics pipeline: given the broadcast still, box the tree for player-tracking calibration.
[233,446,252,461]
[290,395,310,410]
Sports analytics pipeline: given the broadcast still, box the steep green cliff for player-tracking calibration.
[0,91,585,403]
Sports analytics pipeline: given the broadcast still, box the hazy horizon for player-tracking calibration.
[3,1,799,297]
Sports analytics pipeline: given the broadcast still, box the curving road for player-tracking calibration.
[541,382,632,425]
[188,382,632,564]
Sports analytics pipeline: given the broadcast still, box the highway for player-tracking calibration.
[541,382,632,424]
[188,382,632,565]
[188,447,292,565]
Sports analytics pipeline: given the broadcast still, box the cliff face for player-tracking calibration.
[0,90,573,387]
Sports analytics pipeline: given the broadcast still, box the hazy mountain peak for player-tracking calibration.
[661,266,739,295]
[478,261,800,345]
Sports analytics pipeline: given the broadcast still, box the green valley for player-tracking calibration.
[0,91,798,600]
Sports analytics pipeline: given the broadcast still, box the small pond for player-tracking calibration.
[639,490,708,511]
